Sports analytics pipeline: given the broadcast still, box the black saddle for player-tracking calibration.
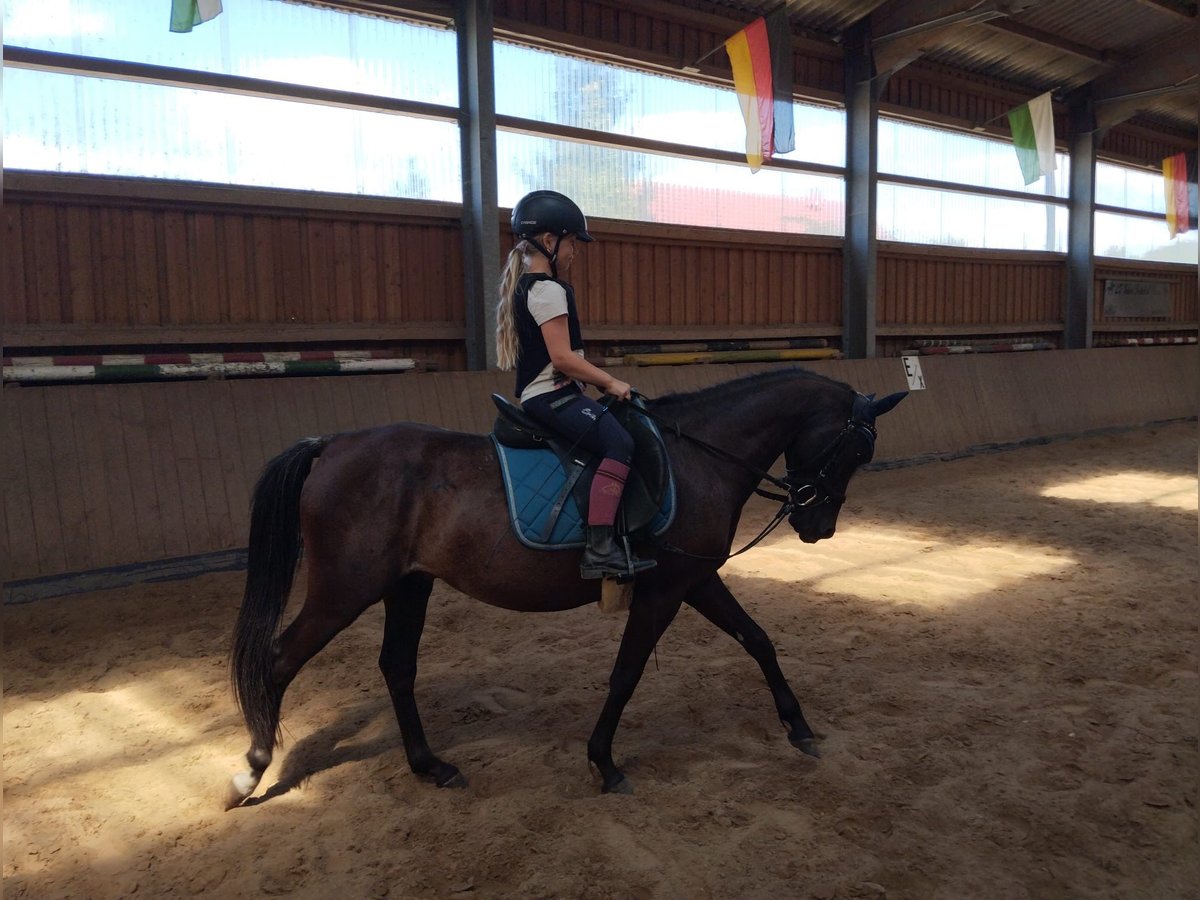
[491,393,673,537]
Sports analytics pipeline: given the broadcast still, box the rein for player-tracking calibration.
[631,394,877,562]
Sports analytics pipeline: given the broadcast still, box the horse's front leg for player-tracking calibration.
[687,572,820,758]
[587,590,682,794]
[380,575,465,788]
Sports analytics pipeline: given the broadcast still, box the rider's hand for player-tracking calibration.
[603,378,633,401]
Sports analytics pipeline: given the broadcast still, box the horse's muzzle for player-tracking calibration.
[789,510,836,543]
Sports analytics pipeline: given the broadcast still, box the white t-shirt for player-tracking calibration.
[520,279,585,403]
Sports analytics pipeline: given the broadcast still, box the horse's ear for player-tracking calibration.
[869,391,908,418]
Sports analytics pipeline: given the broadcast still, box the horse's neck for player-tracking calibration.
[676,378,837,473]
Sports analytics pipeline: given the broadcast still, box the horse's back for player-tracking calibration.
[295,419,601,610]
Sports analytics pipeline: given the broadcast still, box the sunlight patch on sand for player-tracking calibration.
[3,663,318,884]
[5,671,208,774]
[726,525,1076,605]
[1040,472,1197,511]
[5,668,238,816]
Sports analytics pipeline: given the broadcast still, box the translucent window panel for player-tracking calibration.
[495,42,845,168]
[878,183,1067,251]
[879,118,1069,198]
[497,131,843,235]
[1095,161,1166,214]
[4,69,461,200]
[4,0,458,104]
[1095,211,1198,263]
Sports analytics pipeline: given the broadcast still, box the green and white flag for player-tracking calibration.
[171,0,222,33]
[1007,92,1056,186]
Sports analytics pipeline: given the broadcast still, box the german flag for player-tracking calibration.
[725,11,795,172]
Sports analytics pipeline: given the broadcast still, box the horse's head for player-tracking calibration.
[783,390,907,542]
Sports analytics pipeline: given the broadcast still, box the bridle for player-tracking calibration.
[781,394,880,510]
[632,392,880,560]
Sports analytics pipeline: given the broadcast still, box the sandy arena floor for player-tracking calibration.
[4,422,1198,899]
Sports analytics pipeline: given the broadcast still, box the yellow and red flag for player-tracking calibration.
[724,12,795,172]
[1162,150,1198,238]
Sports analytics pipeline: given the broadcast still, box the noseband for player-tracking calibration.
[784,399,879,509]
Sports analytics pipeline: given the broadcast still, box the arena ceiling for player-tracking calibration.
[710,0,1198,134]
[348,0,1198,139]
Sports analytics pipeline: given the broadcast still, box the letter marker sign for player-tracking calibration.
[901,355,926,391]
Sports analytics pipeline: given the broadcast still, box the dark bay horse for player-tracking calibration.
[226,368,906,807]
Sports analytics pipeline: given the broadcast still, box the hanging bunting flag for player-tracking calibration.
[171,0,223,33]
[1162,150,1198,238]
[1006,92,1057,186]
[724,11,794,172]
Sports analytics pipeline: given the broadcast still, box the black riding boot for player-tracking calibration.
[580,525,657,580]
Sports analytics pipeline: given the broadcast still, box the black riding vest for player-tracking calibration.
[513,273,584,398]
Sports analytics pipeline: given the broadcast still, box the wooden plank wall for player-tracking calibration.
[4,347,1196,584]
[7,180,1198,361]
[3,186,468,369]
[877,244,1065,332]
[2,180,846,350]
[575,224,843,338]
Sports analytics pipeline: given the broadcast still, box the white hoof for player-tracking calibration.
[224,771,261,810]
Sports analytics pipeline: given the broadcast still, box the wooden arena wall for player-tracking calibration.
[2,177,471,370]
[5,177,1197,360]
[3,347,1195,587]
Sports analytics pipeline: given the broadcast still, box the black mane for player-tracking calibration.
[646,366,852,414]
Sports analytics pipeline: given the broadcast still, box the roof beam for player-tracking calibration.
[983,19,1109,64]
[868,0,1042,81]
[1131,0,1196,20]
[1094,82,1199,132]
[1085,22,1200,130]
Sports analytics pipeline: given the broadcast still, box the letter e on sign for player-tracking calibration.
[901,355,926,391]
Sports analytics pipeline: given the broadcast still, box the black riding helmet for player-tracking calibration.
[511,190,594,243]
[511,190,593,278]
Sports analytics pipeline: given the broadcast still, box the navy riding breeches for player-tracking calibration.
[520,385,634,465]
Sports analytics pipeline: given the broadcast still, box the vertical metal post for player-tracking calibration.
[456,0,500,370]
[1064,89,1095,350]
[841,19,878,359]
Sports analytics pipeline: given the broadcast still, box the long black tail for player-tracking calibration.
[231,435,329,753]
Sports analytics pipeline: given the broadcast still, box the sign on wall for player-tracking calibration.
[901,355,926,391]
[1103,280,1171,318]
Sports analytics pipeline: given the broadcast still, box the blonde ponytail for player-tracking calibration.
[495,240,532,371]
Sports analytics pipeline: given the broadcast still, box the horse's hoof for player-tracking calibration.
[436,768,467,789]
[223,783,246,811]
[224,771,259,810]
[792,736,822,759]
[602,775,634,795]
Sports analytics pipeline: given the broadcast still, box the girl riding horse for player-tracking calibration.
[495,190,655,581]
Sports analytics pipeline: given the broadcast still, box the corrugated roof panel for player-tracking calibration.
[1015,0,1194,56]
[699,0,882,37]
[693,0,1196,132]
[925,28,1099,92]
[773,0,882,35]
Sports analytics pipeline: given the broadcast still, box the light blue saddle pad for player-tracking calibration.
[490,438,675,551]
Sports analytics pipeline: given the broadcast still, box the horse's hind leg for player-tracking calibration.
[227,577,379,809]
[587,592,682,794]
[687,573,820,758]
[379,575,463,788]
